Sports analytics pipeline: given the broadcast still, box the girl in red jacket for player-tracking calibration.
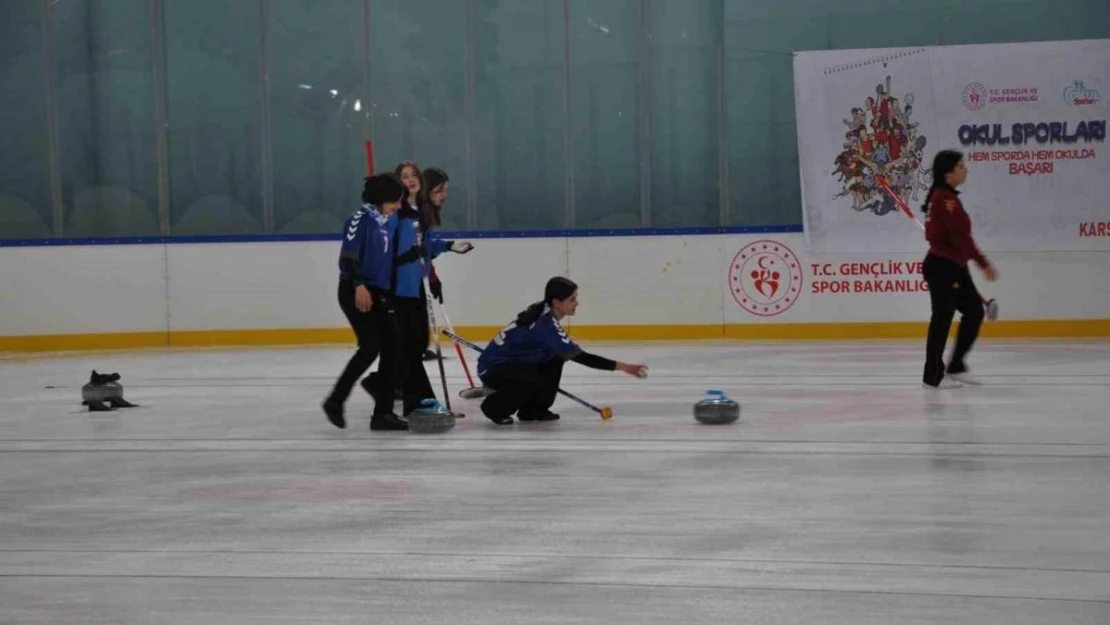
[921,150,999,388]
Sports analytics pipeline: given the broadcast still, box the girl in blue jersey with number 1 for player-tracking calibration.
[322,174,409,432]
[477,277,647,425]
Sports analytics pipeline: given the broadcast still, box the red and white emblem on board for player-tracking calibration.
[728,240,803,317]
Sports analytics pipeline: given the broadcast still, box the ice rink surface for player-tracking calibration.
[2,339,1109,624]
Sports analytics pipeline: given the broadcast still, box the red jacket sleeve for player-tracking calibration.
[961,228,990,269]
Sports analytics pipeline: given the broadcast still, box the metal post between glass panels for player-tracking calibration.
[561,0,574,229]
[363,0,373,171]
[148,0,171,236]
[258,0,275,234]
[42,0,64,237]
[716,14,728,228]
[464,0,478,230]
[637,0,652,228]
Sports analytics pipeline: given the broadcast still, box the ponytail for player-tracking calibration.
[921,185,938,215]
[922,149,965,214]
[515,301,548,327]
[513,276,579,327]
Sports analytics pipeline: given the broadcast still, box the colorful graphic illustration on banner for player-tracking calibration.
[832,75,929,219]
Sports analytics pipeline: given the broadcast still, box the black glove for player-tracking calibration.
[395,244,423,266]
[372,289,395,314]
[429,276,443,303]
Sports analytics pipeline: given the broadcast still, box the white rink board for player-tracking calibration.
[0,234,1108,339]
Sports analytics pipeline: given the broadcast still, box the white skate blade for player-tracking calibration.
[459,387,492,399]
[947,372,982,386]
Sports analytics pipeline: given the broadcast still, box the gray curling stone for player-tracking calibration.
[407,399,456,434]
[693,390,740,425]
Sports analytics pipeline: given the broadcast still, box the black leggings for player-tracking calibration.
[479,358,565,419]
[393,295,436,414]
[922,254,984,385]
[329,281,396,415]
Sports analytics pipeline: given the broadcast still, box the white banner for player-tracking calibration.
[794,39,1110,254]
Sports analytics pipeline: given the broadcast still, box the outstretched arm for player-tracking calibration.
[426,234,474,261]
[571,351,616,370]
[539,317,648,377]
[570,351,647,377]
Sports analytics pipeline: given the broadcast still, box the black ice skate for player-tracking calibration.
[81,370,139,412]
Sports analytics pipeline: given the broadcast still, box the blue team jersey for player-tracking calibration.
[477,309,583,374]
[393,208,450,298]
[338,204,394,291]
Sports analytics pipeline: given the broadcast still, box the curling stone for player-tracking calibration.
[407,399,456,434]
[81,370,138,412]
[693,390,739,425]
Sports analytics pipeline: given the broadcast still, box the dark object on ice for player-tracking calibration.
[407,399,456,434]
[693,390,740,425]
[81,370,139,412]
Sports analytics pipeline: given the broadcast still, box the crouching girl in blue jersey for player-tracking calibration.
[322,174,408,431]
[477,277,647,425]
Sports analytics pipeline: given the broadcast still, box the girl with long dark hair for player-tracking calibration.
[393,161,436,362]
[395,160,425,218]
[477,277,647,425]
[421,167,450,307]
[390,162,473,417]
[920,150,999,388]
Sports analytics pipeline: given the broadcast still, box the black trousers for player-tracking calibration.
[393,295,436,414]
[329,280,397,415]
[479,358,564,419]
[922,254,984,385]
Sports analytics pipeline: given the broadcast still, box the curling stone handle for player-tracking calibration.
[706,389,728,400]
